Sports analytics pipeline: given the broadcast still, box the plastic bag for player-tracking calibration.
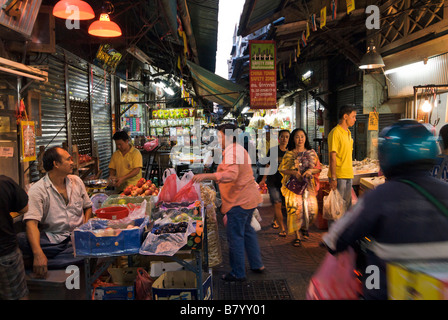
[135,268,154,300]
[306,247,362,300]
[250,215,261,232]
[139,217,196,256]
[173,180,201,202]
[323,189,344,220]
[158,171,179,203]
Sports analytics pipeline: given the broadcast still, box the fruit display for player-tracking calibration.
[121,178,159,197]
[151,222,189,235]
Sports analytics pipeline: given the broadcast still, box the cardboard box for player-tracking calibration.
[152,271,212,300]
[108,267,140,285]
[150,260,192,278]
[72,217,149,257]
[387,260,448,300]
[93,284,135,300]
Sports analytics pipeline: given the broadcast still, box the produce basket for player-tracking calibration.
[102,195,155,216]
[95,206,130,220]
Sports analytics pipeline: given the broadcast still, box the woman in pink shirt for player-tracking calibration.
[193,123,264,281]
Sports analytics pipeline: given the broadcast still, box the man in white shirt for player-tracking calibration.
[18,146,92,278]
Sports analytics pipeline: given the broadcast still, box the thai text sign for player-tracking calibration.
[249,40,276,109]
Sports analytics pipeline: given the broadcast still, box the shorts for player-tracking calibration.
[0,247,29,300]
[267,185,283,204]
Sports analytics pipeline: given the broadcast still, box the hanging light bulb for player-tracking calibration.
[88,2,122,37]
[53,0,95,20]
[422,99,432,113]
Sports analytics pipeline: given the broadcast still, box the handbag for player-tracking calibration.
[286,175,308,195]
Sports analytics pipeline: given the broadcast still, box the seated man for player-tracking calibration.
[18,146,92,278]
[109,131,143,192]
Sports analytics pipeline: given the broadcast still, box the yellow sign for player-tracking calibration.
[320,7,327,28]
[20,121,36,162]
[368,112,378,131]
[346,0,355,14]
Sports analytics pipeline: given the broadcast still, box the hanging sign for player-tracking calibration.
[20,121,36,162]
[94,44,122,74]
[320,6,327,28]
[249,40,277,109]
[368,112,379,131]
[346,0,355,14]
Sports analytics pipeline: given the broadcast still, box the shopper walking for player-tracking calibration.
[259,129,290,237]
[279,128,321,247]
[192,123,264,281]
[327,105,357,223]
[0,175,29,300]
[322,120,448,299]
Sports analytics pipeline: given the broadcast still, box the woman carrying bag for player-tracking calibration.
[279,128,321,247]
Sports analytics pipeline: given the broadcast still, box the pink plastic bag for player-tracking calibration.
[135,268,154,300]
[173,180,200,202]
[157,173,178,203]
[306,247,362,300]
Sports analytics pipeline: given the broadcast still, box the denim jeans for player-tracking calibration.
[337,178,353,212]
[17,232,84,269]
[226,206,263,278]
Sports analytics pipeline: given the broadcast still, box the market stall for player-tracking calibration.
[71,172,221,300]
[315,158,381,230]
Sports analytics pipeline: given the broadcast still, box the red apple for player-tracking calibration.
[144,189,151,196]
[131,190,138,197]
[136,188,143,195]
[136,180,144,188]
[146,180,152,185]
[123,187,131,195]
[142,183,150,191]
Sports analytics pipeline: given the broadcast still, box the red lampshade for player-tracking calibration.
[53,0,95,20]
[88,13,122,37]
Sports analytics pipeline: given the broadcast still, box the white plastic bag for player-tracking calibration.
[250,215,261,232]
[323,189,344,220]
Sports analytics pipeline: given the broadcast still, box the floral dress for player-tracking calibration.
[279,149,321,234]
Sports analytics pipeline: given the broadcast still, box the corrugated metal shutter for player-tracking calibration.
[379,113,401,133]
[29,48,68,182]
[91,65,112,178]
[67,54,91,156]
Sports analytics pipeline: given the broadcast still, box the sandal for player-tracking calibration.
[271,222,279,229]
[278,231,287,237]
[300,229,309,239]
[222,273,246,282]
[250,267,266,274]
[292,239,302,247]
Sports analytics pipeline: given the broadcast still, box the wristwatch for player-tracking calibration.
[331,177,337,181]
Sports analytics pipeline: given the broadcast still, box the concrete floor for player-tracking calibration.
[211,204,328,300]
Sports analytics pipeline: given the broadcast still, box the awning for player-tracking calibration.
[186,60,247,110]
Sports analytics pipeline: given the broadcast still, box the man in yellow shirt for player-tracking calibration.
[109,131,143,191]
[327,105,357,217]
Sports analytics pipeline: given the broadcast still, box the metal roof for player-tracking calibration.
[187,0,219,73]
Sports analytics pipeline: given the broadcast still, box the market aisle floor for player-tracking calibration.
[211,204,328,300]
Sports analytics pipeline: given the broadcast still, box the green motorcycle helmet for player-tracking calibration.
[378,119,440,175]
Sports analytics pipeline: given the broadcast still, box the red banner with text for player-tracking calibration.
[249,40,277,109]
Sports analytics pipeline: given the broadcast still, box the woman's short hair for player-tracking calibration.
[43,146,63,172]
[287,128,312,151]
